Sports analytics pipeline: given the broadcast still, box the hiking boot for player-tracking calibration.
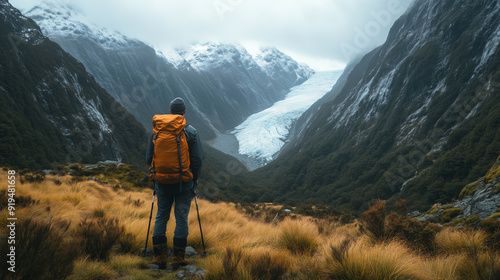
[151,235,167,270]
[171,237,188,270]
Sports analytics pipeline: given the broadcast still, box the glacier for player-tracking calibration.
[232,70,343,164]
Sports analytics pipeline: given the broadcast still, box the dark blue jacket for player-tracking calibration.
[146,122,203,192]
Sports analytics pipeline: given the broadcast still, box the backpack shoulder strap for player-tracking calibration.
[183,123,190,141]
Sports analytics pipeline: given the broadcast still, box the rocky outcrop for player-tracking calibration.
[416,156,500,224]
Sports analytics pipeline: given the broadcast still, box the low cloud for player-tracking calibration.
[12,0,413,70]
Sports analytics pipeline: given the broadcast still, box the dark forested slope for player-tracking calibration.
[0,0,146,169]
[226,0,500,212]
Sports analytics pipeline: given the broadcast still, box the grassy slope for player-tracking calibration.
[1,170,499,279]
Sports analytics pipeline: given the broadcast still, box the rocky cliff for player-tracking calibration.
[233,0,500,211]
[416,156,500,225]
[0,0,146,169]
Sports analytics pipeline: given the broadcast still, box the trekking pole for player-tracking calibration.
[144,189,156,257]
[194,192,207,256]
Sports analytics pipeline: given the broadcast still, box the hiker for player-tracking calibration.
[146,97,203,270]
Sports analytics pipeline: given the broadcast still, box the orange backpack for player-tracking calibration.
[149,114,193,187]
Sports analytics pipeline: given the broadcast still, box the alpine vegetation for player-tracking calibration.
[1,169,499,279]
[2,0,500,278]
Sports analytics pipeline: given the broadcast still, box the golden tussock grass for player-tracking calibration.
[324,238,429,280]
[2,170,500,279]
[433,226,500,279]
[277,218,319,255]
[435,227,488,255]
[69,258,117,280]
[422,255,462,280]
[454,251,500,280]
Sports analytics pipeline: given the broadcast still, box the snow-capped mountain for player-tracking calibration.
[26,0,132,49]
[178,43,314,86]
[177,42,259,72]
[23,1,314,140]
[254,47,315,88]
[0,0,146,168]
[174,41,298,114]
[0,0,44,45]
[236,0,500,211]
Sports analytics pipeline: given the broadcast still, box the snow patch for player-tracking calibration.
[370,68,396,104]
[475,24,500,72]
[26,1,131,49]
[155,48,187,69]
[55,67,112,135]
[177,42,257,72]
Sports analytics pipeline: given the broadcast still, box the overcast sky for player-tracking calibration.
[11,0,414,71]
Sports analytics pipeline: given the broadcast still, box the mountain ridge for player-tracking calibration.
[0,0,147,169]
[24,1,314,140]
[226,0,500,212]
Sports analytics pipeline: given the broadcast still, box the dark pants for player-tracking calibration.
[153,181,193,239]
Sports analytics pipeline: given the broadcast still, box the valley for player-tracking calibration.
[1,0,499,214]
[212,70,344,170]
[1,0,500,278]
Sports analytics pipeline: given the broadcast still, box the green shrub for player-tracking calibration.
[19,169,46,183]
[361,199,441,252]
[484,164,500,183]
[386,212,441,253]
[441,208,462,224]
[450,215,481,228]
[74,217,124,261]
[459,183,479,199]
[0,218,78,280]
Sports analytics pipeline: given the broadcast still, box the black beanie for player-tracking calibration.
[170,97,186,114]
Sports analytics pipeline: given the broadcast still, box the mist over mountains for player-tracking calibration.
[1,0,316,172]
[24,0,314,140]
